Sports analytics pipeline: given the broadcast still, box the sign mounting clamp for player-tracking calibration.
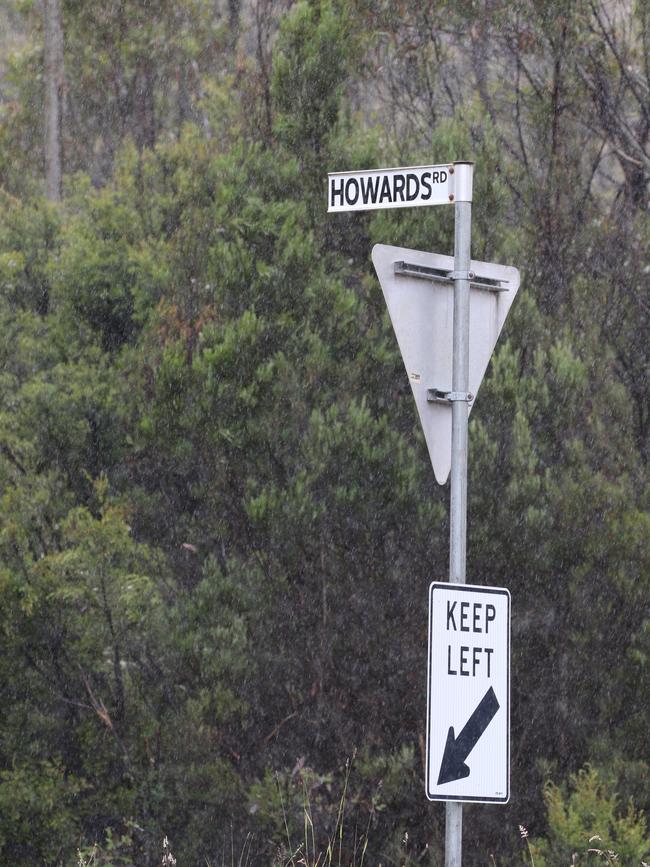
[427,390,474,404]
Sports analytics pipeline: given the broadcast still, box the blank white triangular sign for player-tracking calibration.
[372,244,520,484]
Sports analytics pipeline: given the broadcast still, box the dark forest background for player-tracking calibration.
[0,0,648,864]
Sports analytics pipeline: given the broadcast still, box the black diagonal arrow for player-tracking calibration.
[437,686,500,785]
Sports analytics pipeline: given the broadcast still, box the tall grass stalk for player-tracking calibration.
[587,836,619,864]
[277,756,371,867]
[519,825,535,867]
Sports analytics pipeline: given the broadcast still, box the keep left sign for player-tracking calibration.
[426,582,510,803]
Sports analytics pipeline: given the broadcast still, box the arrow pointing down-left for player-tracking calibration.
[437,686,500,785]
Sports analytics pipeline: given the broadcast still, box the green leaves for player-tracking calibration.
[0,760,86,865]
[0,0,649,862]
[52,182,169,350]
[272,0,353,161]
[530,767,650,867]
[0,192,60,314]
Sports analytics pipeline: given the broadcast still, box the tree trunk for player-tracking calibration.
[44,0,64,202]
[228,0,241,50]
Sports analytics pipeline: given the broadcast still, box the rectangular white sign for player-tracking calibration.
[327,164,453,212]
[426,582,510,803]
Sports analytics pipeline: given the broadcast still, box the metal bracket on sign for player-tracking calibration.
[394,261,509,293]
[427,389,474,405]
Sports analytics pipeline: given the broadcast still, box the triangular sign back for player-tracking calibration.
[372,244,520,484]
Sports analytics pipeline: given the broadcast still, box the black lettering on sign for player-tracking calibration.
[440,169,448,183]
[406,173,419,201]
[346,178,359,205]
[472,646,482,676]
[421,171,432,199]
[360,175,380,205]
[484,647,493,677]
[393,174,406,202]
[379,176,392,203]
[447,601,498,634]
[330,177,345,206]
[447,645,495,678]
[448,644,456,675]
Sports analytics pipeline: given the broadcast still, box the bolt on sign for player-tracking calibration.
[426,582,510,803]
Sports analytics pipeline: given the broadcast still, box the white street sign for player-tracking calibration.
[371,244,520,484]
[328,164,456,212]
[426,582,510,803]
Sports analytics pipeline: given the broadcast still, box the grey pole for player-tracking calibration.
[445,161,474,867]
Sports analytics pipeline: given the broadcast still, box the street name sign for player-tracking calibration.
[327,164,461,212]
[371,244,520,484]
[426,582,510,803]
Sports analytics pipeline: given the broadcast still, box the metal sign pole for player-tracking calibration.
[445,161,474,867]
[332,158,515,857]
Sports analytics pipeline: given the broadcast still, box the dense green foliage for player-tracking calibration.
[0,0,648,864]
